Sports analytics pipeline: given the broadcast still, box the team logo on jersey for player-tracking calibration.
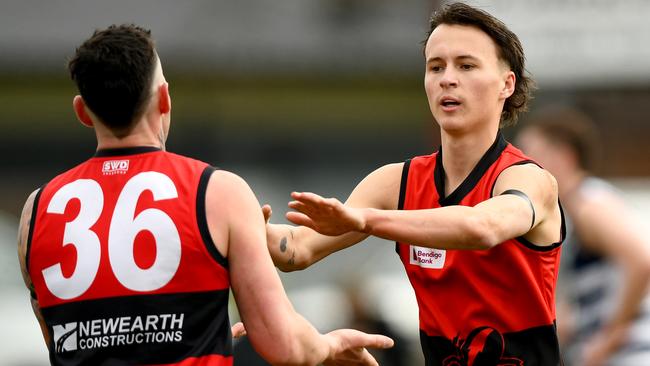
[102,160,130,175]
[53,322,78,353]
[410,245,446,269]
[443,326,524,366]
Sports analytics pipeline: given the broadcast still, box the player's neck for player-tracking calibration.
[439,126,500,194]
[95,118,165,151]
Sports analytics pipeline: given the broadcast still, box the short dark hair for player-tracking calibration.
[425,2,534,127]
[523,106,601,170]
[68,24,157,137]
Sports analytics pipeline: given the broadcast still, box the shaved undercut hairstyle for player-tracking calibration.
[68,24,157,137]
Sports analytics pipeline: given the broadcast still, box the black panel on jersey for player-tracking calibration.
[488,159,536,199]
[396,159,412,254]
[434,132,508,207]
[397,159,412,211]
[419,324,562,366]
[41,289,232,366]
[197,166,229,269]
[94,146,161,157]
[25,185,45,274]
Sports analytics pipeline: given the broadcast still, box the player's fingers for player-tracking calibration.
[365,334,394,349]
[291,191,326,206]
[289,201,324,218]
[288,200,310,213]
[359,348,379,366]
[286,211,316,229]
[231,322,246,338]
[351,333,394,350]
[261,204,272,223]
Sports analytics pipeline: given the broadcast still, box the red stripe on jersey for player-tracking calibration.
[148,354,233,366]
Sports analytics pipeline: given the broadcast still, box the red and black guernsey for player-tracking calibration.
[27,147,232,366]
[397,133,564,366]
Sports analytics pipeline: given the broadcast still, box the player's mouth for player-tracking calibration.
[440,96,461,112]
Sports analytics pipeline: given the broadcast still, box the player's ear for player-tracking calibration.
[73,95,94,128]
[500,71,516,99]
[158,82,171,115]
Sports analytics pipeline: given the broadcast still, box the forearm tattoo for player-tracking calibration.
[278,229,296,265]
[280,237,287,252]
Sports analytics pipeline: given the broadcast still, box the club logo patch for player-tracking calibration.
[53,322,78,353]
[102,160,130,175]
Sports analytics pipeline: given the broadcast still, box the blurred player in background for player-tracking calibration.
[517,106,650,366]
[17,24,392,365]
[255,3,565,365]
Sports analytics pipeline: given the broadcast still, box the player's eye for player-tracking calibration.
[460,64,475,71]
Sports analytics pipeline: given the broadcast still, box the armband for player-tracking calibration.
[501,189,535,230]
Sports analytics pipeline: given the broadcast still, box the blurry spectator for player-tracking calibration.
[517,106,650,366]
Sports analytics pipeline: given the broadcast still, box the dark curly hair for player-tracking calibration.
[425,2,534,127]
[68,24,157,137]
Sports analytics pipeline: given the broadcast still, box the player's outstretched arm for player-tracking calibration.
[288,164,562,250]
[17,189,52,349]
[265,163,403,272]
[206,170,393,365]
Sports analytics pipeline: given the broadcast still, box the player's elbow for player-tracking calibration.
[250,333,296,365]
[275,250,312,272]
[464,212,500,250]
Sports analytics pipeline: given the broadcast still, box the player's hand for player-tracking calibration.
[322,329,394,366]
[287,192,366,236]
[231,322,246,338]
[262,204,272,223]
[262,203,298,270]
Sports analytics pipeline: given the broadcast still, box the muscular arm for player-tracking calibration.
[17,189,51,349]
[206,171,391,365]
[267,163,404,271]
[289,163,562,250]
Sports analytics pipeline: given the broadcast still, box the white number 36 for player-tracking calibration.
[42,172,181,300]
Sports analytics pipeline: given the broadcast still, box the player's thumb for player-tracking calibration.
[262,204,272,223]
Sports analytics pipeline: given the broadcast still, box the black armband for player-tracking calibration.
[501,189,535,230]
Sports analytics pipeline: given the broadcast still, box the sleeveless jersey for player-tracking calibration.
[27,146,232,366]
[396,133,564,366]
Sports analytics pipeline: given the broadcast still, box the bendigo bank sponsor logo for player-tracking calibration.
[52,313,184,353]
[410,245,446,269]
[102,160,130,175]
